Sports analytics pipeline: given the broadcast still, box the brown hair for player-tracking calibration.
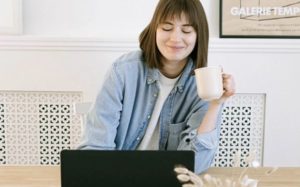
[139,0,209,70]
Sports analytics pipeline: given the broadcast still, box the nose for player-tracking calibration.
[169,28,182,42]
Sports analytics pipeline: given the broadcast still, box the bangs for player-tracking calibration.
[158,1,198,27]
[139,0,209,69]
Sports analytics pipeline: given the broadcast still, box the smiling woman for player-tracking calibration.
[78,0,236,174]
[156,14,197,78]
[0,0,299,177]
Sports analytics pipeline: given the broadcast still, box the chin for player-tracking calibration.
[166,56,187,63]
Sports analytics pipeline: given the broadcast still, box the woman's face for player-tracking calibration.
[156,13,197,66]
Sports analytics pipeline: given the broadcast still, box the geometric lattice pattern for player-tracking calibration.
[0,91,265,167]
[213,94,265,167]
[0,91,82,165]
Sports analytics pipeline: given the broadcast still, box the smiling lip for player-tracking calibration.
[167,46,184,50]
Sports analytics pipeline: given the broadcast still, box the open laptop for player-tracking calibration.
[60,150,194,187]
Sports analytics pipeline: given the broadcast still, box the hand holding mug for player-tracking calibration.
[217,73,235,104]
[194,66,235,104]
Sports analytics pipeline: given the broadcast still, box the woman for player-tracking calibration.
[79,0,235,174]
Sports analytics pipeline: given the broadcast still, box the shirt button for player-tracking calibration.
[147,115,151,119]
[137,137,140,141]
[153,93,157,97]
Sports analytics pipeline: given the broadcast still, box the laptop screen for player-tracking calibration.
[60,150,194,187]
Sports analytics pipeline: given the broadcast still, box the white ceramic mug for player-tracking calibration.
[194,66,223,101]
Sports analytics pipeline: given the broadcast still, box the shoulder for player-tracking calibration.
[110,50,148,79]
[113,50,145,69]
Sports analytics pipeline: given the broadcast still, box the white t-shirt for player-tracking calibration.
[137,72,180,150]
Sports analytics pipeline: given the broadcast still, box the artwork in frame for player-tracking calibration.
[220,0,300,38]
[0,0,22,35]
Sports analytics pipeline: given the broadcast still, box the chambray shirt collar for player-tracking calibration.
[146,58,194,93]
[147,68,160,84]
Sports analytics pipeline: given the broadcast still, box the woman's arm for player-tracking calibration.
[78,64,124,150]
[197,73,235,134]
[177,73,235,174]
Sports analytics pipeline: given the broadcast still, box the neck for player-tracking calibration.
[160,59,187,78]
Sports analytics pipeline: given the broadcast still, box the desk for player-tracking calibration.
[205,167,300,187]
[0,166,60,187]
[0,166,300,187]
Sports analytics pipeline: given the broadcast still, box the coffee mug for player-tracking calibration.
[194,66,223,101]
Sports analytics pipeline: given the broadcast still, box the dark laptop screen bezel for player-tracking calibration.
[60,150,194,187]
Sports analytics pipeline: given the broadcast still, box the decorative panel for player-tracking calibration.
[0,92,265,167]
[0,103,5,164]
[212,94,265,167]
[0,91,82,165]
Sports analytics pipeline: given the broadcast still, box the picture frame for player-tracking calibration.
[0,0,22,35]
[220,0,300,38]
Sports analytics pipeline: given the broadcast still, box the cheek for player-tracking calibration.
[156,32,165,54]
[156,35,162,50]
[156,32,167,43]
[187,35,197,47]
[156,31,161,45]
[156,32,169,51]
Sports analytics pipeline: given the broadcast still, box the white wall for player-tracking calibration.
[23,0,158,40]
[1,0,300,167]
[22,0,218,39]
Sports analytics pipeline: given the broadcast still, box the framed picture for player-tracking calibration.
[0,0,22,35]
[220,0,300,38]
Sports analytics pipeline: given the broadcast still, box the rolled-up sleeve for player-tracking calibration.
[177,104,222,174]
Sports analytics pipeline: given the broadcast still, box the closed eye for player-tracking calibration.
[159,22,195,34]
[182,26,194,34]
[162,28,172,31]
[182,30,192,34]
[160,24,173,31]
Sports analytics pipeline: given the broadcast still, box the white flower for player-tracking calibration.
[174,151,277,187]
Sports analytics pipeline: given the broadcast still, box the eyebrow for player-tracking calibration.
[161,21,193,27]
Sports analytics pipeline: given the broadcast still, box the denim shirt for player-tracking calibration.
[79,50,222,174]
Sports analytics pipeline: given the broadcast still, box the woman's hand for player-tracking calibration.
[211,73,236,105]
[196,73,235,134]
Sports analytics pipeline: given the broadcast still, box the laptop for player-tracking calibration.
[60,150,194,187]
